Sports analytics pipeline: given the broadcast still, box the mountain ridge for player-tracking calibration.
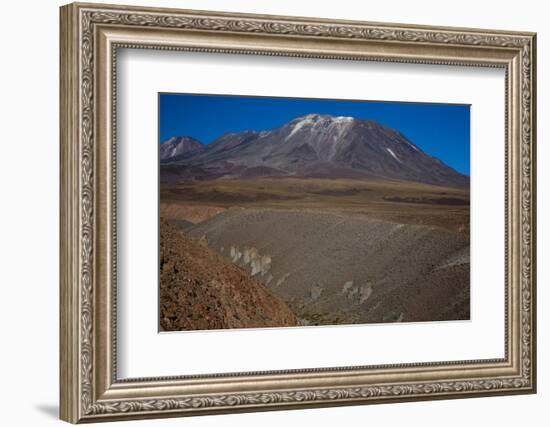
[160,114,469,188]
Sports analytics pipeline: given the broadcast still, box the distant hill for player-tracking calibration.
[159,136,203,162]
[160,114,469,187]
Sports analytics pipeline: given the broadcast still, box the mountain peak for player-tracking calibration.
[161,135,201,145]
[282,114,356,142]
[291,113,355,124]
[160,136,203,162]
[160,114,468,188]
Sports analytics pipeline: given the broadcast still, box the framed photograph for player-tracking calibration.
[60,2,537,423]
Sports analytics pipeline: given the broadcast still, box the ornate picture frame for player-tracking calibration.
[60,2,536,423]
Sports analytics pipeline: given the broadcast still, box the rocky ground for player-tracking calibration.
[186,207,470,325]
[160,218,299,331]
[160,177,470,329]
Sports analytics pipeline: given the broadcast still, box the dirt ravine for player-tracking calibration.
[160,218,299,331]
[187,207,470,325]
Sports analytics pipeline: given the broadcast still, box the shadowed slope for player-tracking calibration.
[160,218,299,331]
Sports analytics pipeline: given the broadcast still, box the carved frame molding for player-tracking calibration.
[60,2,536,423]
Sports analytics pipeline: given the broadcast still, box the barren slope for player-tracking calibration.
[160,219,299,331]
[188,208,470,324]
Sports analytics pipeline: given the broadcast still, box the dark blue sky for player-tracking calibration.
[159,93,470,175]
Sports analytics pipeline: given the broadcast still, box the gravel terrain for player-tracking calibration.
[187,207,470,325]
[160,219,299,331]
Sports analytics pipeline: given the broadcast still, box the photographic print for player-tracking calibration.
[159,94,470,332]
[60,5,536,420]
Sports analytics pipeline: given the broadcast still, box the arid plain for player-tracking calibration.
[160,177,469,330]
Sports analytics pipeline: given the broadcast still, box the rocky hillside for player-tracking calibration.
[160,218,299,331]
[160,114,469,187]
[188,207,470,324]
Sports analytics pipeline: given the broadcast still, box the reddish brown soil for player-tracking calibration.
[159,203,225,224]
[160,218,299,331]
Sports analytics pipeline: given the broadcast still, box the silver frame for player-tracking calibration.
[60,2,536,423]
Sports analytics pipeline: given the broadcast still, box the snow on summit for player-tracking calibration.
[286,114,355,141]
